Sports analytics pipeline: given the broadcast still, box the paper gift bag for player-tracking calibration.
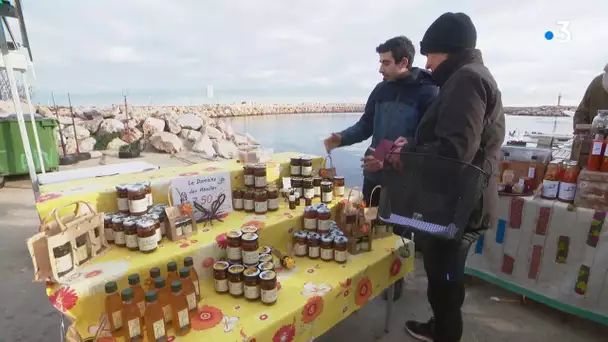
[319,155,337,180]
[165,187,197,241]
[363,186,394,238]
[336,187,364,235]
[27,201,106,283]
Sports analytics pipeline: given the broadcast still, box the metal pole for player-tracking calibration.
[67,93,81,155]
[0,23,37,192]
[22,73,45,174]
[52,92,68,157]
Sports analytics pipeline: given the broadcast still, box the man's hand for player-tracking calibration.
[393,136,408,147]
[323,133,342,154]
[388,136,407,170]
[361,155,384,173]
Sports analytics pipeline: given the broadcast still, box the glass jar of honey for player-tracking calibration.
[267,186,279,211]
[253,164,267,188]
[254,189,268,214]
[138,181,153,208]
[243,189,255,213]
[301,156,313,177]
[128,184,148,216]
[291,177,303,199]
[145,213,163,243]
[136,219,158,253]
[241,233,260,266]
[303,178,315,200]
[313,177,322,197]
[320,235,334,261]
[213,261,230,294]
[307,232,321,259]
[333,236,349,263]
[233,189,244,211]
[259,270,278,305]
[75,234,90,264]
[258,253,273,264]
[316,207,332,235]
[116,184,130,214]
[290,157,302,176]
[321,181,333,203]
[541,160,562,199]
[112,216,127,247]
[303,206,318,232]
[123,219,139,251]
[558,160,580,203]
[243,267,261,301]
[333,176,345,197]
[226,230,243,264]
[293,231,308,257]
[228,264,245,297]
[258,261,275,272]
[104,213,115,243]
[243,164,255,188]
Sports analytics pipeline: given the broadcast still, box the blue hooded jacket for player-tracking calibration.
[339,67,438,183]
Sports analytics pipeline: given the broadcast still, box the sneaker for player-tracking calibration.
[404,318,434,341]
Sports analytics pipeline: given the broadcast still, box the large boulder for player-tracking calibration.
[164,114,182,134]
[213,139,238,159]
[83,108,103,120]
[232,133,249,146]
[179,129,202,142]
[79,137,96,152]
[192,134,215,157]
[142,117,165,137]
[149,132,183,153]
[177,113,203,130]
[98,119,125,135]
[215,119,235,139]
[204,125,225,140]
[36,106,53,118]
[80,117,103,134]
[106,137,128,150]
[62,125,91,140]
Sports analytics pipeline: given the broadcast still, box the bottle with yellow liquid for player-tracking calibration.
[144,291,167,342]
[170,280,191,336]
[166,261,179,287]
[105,281,123,334]
[128,274,145,317]
[153,276,172,324]
[183,256,200,300]
[148,267,161,292]
[179,267,197,316]
[121,288,144,341]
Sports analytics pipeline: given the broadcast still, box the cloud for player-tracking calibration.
[14,0,608,105]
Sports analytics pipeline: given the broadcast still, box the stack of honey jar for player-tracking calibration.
[233,164,280,214]
[288,156,345,206]
[103,203,170,254]
[104,256,200,340]
[294,202,349,263]
[213,225,279,305]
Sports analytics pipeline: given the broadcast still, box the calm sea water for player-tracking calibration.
[226,113,573,188]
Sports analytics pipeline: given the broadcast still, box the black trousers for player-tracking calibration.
[420,233,477,342]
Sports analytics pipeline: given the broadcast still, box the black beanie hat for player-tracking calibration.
[420,12,477,55]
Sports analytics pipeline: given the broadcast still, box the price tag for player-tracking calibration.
[170,172,233,222]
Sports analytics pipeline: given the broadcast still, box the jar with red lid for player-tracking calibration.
[293,231,308,257]
[303,206,318,232]
[307,232,321,259]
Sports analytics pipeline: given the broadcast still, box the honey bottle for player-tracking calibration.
[144,291,167,342]
[153,277,172,324]
[105,281,123,334]
[166,261,179,287]
[170,280,191,336]
[121,288,144,341]
[183,257,200,300]
[147,267,161,292]
[179,267,197,316]
[128,274,145,317]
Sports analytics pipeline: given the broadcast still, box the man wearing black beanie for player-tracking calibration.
[401,12,505,342]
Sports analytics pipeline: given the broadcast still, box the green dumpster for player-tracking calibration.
[0,114,59,176]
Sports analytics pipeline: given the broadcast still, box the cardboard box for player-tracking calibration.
[574,169,608,211]
[501,160,547,190]
[164,203,197,241]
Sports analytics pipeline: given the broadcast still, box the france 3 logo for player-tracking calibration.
[544,21,571,43]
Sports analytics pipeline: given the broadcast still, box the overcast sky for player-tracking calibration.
[17,0,608,106]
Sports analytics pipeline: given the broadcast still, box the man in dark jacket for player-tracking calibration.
[323,36,438,205]
[572,63,608,129]
[400,13,506,342]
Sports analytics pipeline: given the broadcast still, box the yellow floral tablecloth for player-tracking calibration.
[35,152,321,220]
[47,199,414,342]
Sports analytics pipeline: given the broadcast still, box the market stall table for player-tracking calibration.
[466,195,608,325]
[46,199,414,341]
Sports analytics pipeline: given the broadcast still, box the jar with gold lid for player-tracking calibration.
[213,261,230,293]
[300,156,313,177]
[259,270,278,305]
[243,267,260,301]
[258,253,273,264]
[258,261,275,272]
[228,264,245,297]
[241,225,258,235]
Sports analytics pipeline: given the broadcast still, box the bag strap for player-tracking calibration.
[368,185,382,206]
[323,155,334,168]
[51,201,97,232]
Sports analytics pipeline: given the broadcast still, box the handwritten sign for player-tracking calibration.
[170,172,233,222]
